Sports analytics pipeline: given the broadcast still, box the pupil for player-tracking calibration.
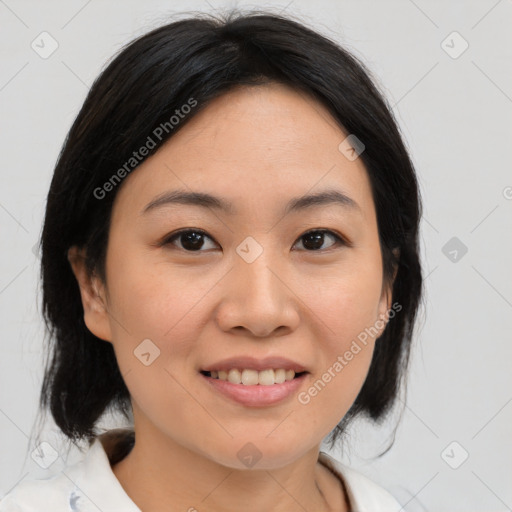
[303,232,323,250]
[179,232,325,251]
[182,232,204,250]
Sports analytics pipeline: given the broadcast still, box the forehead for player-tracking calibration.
[112,82,373,221]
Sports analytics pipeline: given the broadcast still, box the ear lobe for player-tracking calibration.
[67,245,112,342]
[381,246,400,311]
[378,287,391,322]
[376,281,393,339]
[375,247,400,339]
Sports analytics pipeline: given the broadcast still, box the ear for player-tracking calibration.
[376,247,400,338]
[67,245,112,343]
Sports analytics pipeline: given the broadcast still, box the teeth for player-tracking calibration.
[208,368,299,385]
[228,369,242,384]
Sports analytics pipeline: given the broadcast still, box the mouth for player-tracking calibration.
[199,367,309,407]
[199,369,308,385]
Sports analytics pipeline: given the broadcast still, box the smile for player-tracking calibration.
[200,370,309,407]
[200,368,307,385]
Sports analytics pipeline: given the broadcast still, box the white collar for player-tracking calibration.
[318,451,402,511]
[2,431,401,512]
[63,435,141,512]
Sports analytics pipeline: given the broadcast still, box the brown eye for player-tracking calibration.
[294,230,345,251]
[164,229,218,252]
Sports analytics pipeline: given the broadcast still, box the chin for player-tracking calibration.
[202,437,312,471]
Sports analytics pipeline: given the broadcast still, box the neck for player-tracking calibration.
[107,427,347,512]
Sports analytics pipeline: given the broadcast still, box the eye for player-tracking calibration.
[293,229,346,251]
[163,229,218,252]
[162,228,348,253]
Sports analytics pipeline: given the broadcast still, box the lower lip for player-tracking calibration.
[200,373,308,407]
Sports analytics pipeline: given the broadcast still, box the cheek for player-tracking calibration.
[106,245,209,335]
[296,259,382,415]
[103,254,217,442]
[103,247,220,384]
[306,258,384,344]
[296,290,377,434]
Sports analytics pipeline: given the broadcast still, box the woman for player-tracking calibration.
[1,9,422,511]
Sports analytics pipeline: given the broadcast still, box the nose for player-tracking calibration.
[214,246,300,338]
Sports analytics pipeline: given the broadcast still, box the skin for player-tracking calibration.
[68,82,395,512]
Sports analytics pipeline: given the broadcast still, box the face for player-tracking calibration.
[70,82,393,470]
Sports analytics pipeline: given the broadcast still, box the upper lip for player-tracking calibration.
[201,356,308,373]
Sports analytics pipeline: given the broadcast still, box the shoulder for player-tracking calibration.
[318,451,402,512]
[1,429,139,512]
[0,471,80,511]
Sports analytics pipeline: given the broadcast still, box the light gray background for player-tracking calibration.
[1,1,511,511]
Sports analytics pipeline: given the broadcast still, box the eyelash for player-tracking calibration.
[161,228,349,253]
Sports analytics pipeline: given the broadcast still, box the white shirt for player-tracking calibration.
[1,431,402,512]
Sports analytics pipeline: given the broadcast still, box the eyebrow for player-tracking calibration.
[141,188,361,216]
